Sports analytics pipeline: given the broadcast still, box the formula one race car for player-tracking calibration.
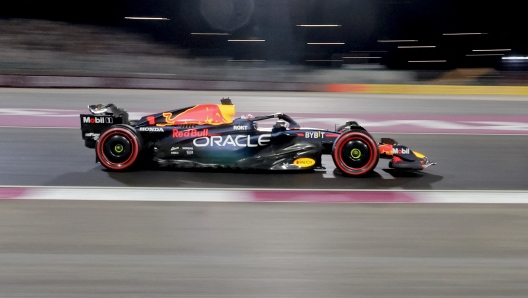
[80,98,435,176]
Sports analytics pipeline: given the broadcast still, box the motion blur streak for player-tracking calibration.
[296,24,342,27]
[1,202,528,297]
[5,186,528,203]
[124,17,170,20]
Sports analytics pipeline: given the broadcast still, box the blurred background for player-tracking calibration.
[3,2,528,298]
[2,0,528,84]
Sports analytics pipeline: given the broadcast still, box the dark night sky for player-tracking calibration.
[1,0,526,69]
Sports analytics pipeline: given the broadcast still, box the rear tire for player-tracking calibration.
[96,125,142,171]
[332,130,379,176]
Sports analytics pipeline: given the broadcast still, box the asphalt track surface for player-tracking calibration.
[2,89,528,297]
[1,89,528,189]
[1,127,527,190]
[2,202,528,298]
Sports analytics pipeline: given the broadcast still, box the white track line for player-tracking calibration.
[2,186,528,203]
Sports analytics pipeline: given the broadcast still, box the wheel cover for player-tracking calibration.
[96,127,139,170]
[340,139,371,169]
[332,131,379,176]
[102,135,132,163]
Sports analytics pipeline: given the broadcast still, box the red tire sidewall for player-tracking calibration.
[332,131,379,176]
[96,127,140,170]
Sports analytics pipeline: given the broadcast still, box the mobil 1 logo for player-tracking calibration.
[82,116,113,124]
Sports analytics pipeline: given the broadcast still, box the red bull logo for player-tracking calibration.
[163,104,234,125]
[378,144,410,155]
[172,128,209,138]
[379,144,394,155]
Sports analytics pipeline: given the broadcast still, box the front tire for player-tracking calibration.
[332,130,379,176]
[96,125,142,171]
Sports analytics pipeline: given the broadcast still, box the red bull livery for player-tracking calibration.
[80,98,436,176]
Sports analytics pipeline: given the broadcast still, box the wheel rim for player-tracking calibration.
[96,127,140,170]
[332,131,379,176]
[103,135,132,163]
[340,139,371,169]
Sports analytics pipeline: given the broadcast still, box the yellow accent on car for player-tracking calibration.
[293,158,316,168]
[218,104,235,122]
[350,148,362,159]
[413,151,425,159]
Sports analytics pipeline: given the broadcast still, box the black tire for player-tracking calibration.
[96,125,142,171]
[331,130,379,176]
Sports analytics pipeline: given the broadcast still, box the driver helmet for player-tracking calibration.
[272,120,287,133]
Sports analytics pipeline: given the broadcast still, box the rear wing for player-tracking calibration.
[80,103,129,148]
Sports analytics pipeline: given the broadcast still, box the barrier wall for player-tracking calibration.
[2,74,528,95]
[0,74,319,92]
[325,84,528,95]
